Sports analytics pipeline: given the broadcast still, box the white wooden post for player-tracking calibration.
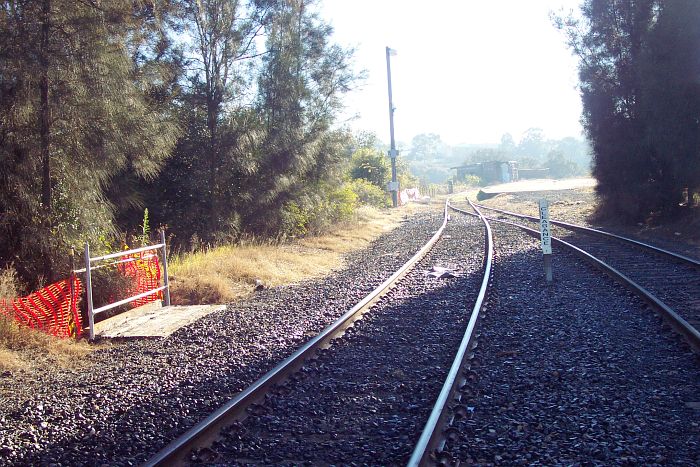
[538,199,553,282]
[160,229,171,307]
[84,242,95,340]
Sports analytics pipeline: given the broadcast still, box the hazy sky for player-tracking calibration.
[319,0,583,146]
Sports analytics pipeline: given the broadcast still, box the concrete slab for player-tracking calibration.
[481,177,596,195]
[93,301,226,339]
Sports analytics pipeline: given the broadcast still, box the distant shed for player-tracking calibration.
[451,161,518,184]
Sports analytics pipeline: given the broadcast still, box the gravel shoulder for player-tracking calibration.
[203,214,486,465]
[461,186,700,261]
[0,211,443,466]
[3,191,698,466]
[443,220,700,465]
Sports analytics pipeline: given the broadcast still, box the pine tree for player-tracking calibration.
[179,0,268,235]
[557,0,700,220]
[638,0,700,212]
[0,0,179,285]
[106,1,186,231]
[249,0,356,233]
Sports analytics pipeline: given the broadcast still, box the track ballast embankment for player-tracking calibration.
[438,210,700,465]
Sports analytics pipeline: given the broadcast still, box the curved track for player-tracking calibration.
[145,201,494,465]
[457,202,700,353]
[474,202,700,265]
[438,205,700,465]
[407,200,493,466]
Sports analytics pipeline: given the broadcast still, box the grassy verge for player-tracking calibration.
[169,203,436,305]
[0,201,439,369]
[0,266,92,372]
[0,315,92,372]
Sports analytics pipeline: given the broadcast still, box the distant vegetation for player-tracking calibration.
[0,0,414,290]
[404,130,591,185]
[4,0,696,294]
[556,0,700,222]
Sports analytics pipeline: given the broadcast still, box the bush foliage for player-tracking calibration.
[348,179,391,208]
[0,0,370,288]
[558,0,700,221]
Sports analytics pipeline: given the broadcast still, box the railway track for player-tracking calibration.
[144,198,698,466]
[4,195,694,465]
[145,201,494,465]
[437,207,700,464]
[453,201,700,353]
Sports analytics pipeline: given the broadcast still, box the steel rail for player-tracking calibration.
[144,202,451,467]
[479,213,700,353]
[89,243,165,263]
[92,286,167,315]
[407,201,493,466]
[472,202,700,267]
[72,254,158,274]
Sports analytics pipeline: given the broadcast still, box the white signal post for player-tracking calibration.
[539,199,553,282]
[386,46,398,208]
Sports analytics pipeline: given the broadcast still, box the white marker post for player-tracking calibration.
[538,199,553,282]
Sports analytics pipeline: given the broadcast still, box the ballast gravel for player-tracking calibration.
[0,211,443,466]
[3,206,699,466]
[198,214,486,465]
[441,222,700,465]
[468,189,700,262]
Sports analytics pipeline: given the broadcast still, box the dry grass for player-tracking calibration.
[170,203,437,305]
[300,205,414,253]
[0,315,93,372]
[0,264,20,300]
[169,243,341,304]
[0,265,92,372]
[477,187,598,223]
[0,200,441,369]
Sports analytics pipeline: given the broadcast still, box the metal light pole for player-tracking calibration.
[386,46,398,208]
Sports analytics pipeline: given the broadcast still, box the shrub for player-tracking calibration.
[464,175,482,186]
[279,183,364,238]
[0,265,21,301]
[327,184,359,222]
[89,267,134,311]
[280,201,313,237]
[307,185,359,233]
[348,179,390,208]
[349,148,390,188]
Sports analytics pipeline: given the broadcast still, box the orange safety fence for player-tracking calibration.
[118,249,162,308]
[0,276,83,338]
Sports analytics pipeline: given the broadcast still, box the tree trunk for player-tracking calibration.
[39,0,53,281]
[206,93,218,232]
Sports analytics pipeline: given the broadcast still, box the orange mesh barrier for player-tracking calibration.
[0,276,83,338]
[118,250,162,307]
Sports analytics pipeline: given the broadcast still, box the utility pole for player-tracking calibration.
[386,46,398,208]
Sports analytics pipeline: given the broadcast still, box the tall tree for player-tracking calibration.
[407,133,445,161]
[108,1,186,230]
[637,0,700,211]
[557,0,700,220]
[249,0,356,233]
[499,133,516,155]
[517,128,548,159]
[181,0,269,234]
[552,136,592,172]
[0,1,179,284]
